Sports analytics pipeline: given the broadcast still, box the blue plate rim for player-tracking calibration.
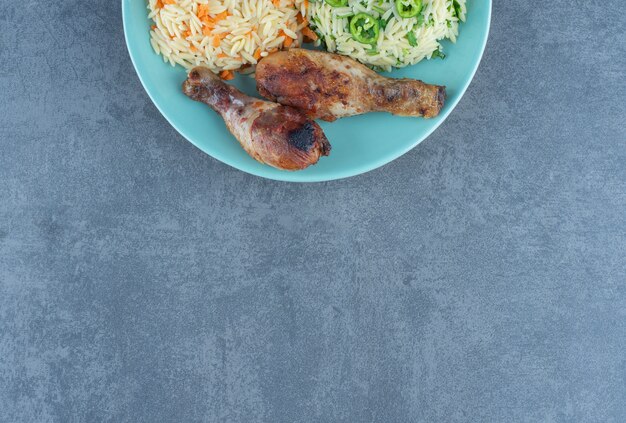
[122,0,492,182]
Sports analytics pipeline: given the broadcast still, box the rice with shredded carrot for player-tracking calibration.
[148,0,309,76]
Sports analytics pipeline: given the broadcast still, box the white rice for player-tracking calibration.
[148,0,308,73]
[307,0,466,71]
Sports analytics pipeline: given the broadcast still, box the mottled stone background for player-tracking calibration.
[1,1,625,422]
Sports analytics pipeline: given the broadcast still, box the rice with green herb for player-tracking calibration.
[307,0,466,71]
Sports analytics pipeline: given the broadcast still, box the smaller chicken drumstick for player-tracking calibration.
[256,49,446,122]
[182,67,330,171]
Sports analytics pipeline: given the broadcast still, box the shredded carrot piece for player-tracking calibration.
[213,11,228,21]
[279,30,293,47]
[182,28,192,38]
[220,70,235,80]
[151,25,157,30]
[212,33,227,47]
[302,26,318,41]
[273,0,280,6]
[163,0,176,4]
[197,4,209,18]
[304,0,309,8]
[201,16,215,27]
[200,11,226,35]
[156,0,164,8]
[253,49,262,60]
[217,53,228,58]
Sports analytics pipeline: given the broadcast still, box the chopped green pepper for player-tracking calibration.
[324,0,348,7]
[395,0,422,18]
[349,13,380,44]
[372,5,386,14]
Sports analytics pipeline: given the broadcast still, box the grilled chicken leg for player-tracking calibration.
[256,49,446,121]
[182,67,330,171]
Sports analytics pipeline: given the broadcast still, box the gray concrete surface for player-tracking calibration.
[1,1,625,422]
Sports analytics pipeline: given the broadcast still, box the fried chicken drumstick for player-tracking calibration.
[182,67,330,171]
[256,49,446,122]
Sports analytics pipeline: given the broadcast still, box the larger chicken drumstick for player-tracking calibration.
[182,67,330,171]
[256,49,446,122]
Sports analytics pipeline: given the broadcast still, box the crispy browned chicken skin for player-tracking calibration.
[182,67,330,171]
[256,49,446,121]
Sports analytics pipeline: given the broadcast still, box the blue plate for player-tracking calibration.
[122,0,491,182]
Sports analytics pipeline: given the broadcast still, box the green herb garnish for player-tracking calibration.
[453,0,462,18]
[431,49,446,59]
[406,31,417,47]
